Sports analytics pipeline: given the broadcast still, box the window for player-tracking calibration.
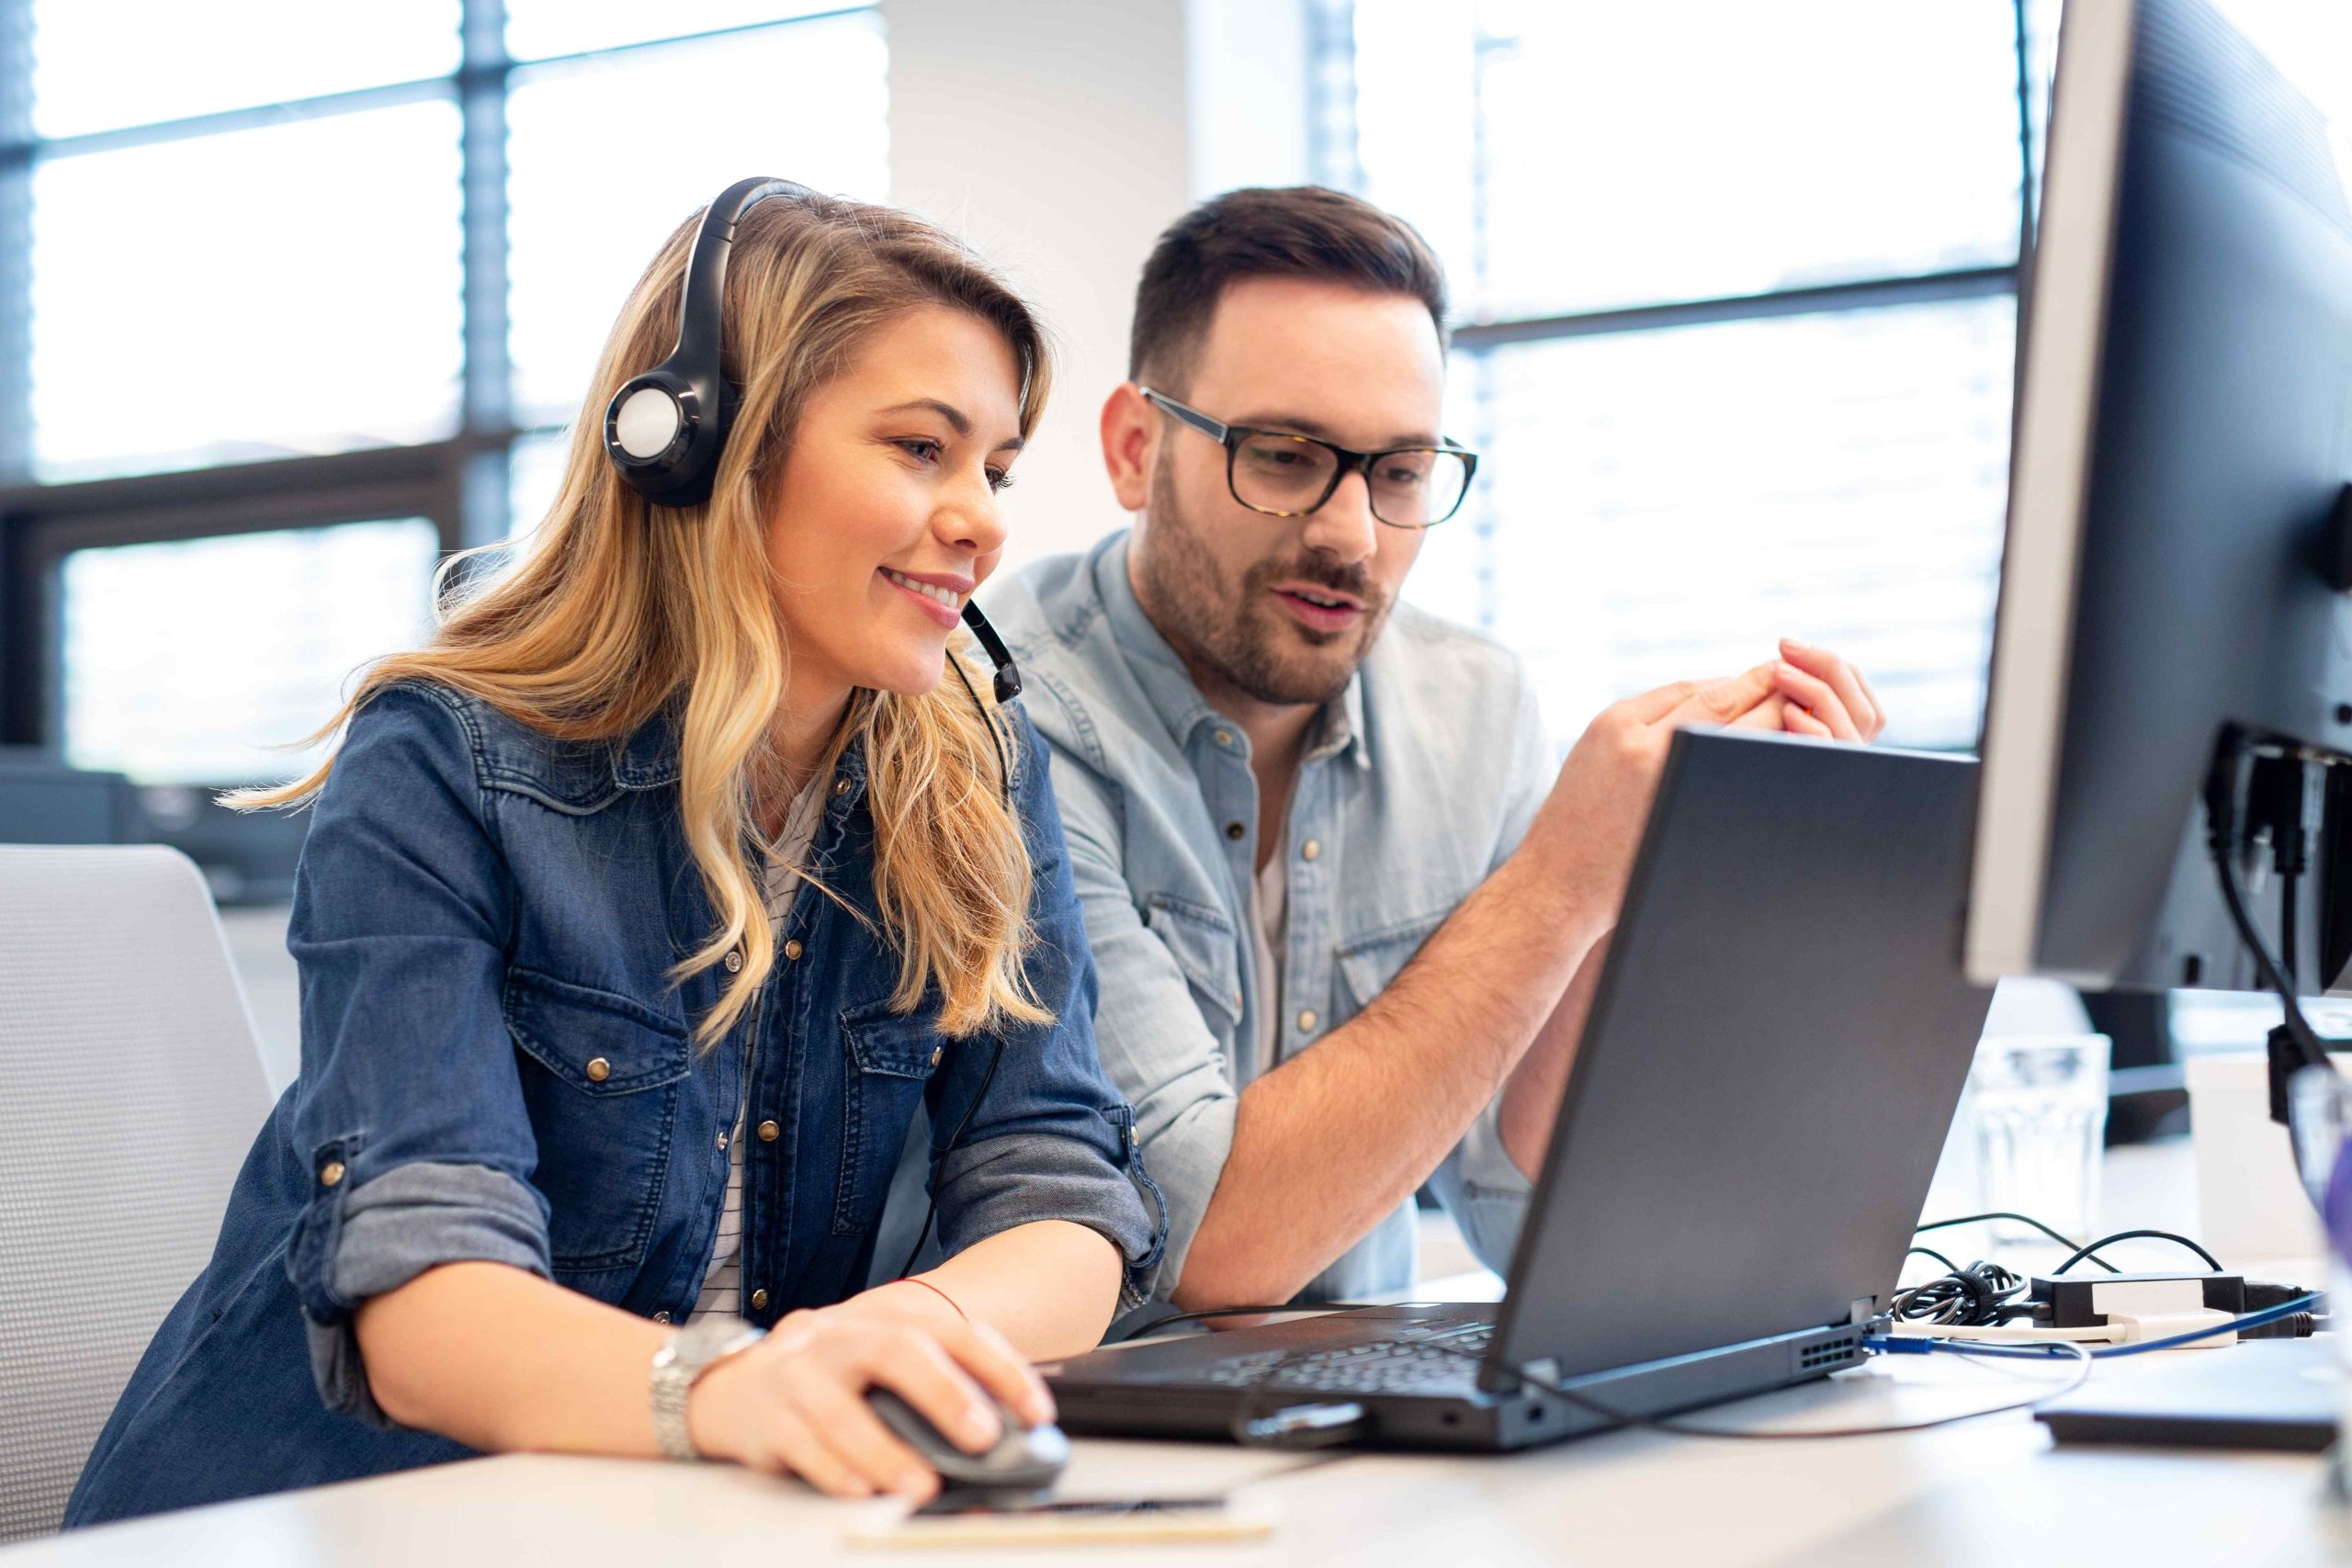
[60,519,440,783]
[504,14,888,426]
[29,102,468,482]
[0,0,890,887]
[1316,0,2034,750]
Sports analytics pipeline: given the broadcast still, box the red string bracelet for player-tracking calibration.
[897,1276,967,1322]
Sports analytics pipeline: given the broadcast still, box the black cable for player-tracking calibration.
[894,1033,1006,1280]
[893,649,1015,1282]
[1905,1246,1960,1275]
[2282,866,2301,994]
[1890,1259,2030,1327]
[2206,733,2330,1073]
[1111,1303,1371,1344]
[1915,1213,2120,1271]
[2049,1228,2223,1276]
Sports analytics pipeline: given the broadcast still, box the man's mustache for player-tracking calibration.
[1245,558,1380,607]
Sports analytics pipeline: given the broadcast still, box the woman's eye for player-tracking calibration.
[897,438,944,463]
[987,468,1015,492]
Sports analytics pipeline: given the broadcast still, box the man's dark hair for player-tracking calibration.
[1127,186,1449,392]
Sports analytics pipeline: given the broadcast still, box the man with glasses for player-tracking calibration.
[876,186,1884,1314]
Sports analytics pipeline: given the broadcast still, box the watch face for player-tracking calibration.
[670,1315,760,1369]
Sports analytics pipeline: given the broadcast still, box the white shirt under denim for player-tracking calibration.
[875,529,1549,1303]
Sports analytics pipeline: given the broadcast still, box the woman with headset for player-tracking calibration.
[67,182,1164,1525]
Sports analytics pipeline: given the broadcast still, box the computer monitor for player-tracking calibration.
[1967,0,2352,1008]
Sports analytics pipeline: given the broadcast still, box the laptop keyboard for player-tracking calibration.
[1194,1324,1493,1397]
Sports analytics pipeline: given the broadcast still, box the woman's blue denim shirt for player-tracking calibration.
[67,680,1164,1527]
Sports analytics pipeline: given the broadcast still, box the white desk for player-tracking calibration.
[13,1142,2349,1568]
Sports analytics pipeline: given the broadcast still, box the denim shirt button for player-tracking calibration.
[929,1046,943,1067]
[723,950,743,974]
[652,1311,671,1324]
[832,776,852,797]
[1223,821,1245,841]
[784,940,805,961]
[1301,839,1321,862]
[585,1057,611,1083]
[1296,1010,1318,1034]
[318,1161,346,1188]
[757,1120,780,1143]
[750,1288,769,1312]
[1214,728,1236,749]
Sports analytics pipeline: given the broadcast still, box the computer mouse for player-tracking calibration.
[866,1387,1070,1493]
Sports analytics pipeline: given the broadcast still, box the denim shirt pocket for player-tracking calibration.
[503,967,692,1273]
[834,999,944,1235]
[1333,911,1450,1022]
[1140,893,1242,1037]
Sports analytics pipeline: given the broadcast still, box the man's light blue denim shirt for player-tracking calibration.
[938,529,1555,1303]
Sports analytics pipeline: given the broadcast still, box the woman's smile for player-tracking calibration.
[880,565,972,629]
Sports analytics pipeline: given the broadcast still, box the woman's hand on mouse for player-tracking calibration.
[684,1300,1045,1501]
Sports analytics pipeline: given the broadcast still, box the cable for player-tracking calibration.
[1890,1259,2029,1328]
[1111,1303,1372,1345]
[892,648,1017,1282]
[1905,1246,1961,1275]
[1916,1213,2120,1271]
[894,1032,1006,1280]
[2205,732,2330,1073]
[2088,1292,2320,1356]
[2049,1228,2223,1276]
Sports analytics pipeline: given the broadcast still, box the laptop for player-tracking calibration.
[1043,728,1994,1450]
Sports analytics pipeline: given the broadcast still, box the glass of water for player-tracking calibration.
[1969,1033,2110,1244]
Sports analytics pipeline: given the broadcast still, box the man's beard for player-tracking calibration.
[1137,462,1390,707]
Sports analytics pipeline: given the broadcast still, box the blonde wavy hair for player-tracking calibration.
[232,190,1055,1048]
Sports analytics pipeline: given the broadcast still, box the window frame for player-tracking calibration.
[1306,0,2045,749]
[0,0,880,753]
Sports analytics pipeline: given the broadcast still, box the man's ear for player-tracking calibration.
[1100,382,1154,513]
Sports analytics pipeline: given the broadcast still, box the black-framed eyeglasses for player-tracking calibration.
[1138,388,1478,529]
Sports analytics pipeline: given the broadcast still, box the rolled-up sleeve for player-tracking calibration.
[280,682,552,1427]
[1428,662,1555,1275]
[929,708,1167,1312]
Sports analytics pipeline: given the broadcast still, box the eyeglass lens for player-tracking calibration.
[1231,434,1471,525]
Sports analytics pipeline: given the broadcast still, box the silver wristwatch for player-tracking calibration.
[650,1315,766,1461]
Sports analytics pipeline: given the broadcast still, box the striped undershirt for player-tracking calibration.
[687,777,824,1323]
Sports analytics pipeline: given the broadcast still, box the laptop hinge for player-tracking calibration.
[1849,1295,1881,1325]
[1521,1357,1562,1386]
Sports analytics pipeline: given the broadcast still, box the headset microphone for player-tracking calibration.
[960,603,1022,704]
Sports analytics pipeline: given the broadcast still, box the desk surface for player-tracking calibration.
[15,1143,2349,1567]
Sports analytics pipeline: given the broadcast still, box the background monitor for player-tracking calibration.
[1967,0,2352,998]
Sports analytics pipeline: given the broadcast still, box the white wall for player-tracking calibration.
[884,0,1308,569]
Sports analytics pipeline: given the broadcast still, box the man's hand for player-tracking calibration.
[1727,639,1886,741]
[1521,662,1780,925]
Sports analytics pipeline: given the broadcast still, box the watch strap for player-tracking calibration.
[650,1317,765,1461]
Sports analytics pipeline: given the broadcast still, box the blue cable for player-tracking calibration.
[1865,1292,2323,1360]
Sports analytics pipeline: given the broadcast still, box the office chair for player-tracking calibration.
[0,846,273,1542]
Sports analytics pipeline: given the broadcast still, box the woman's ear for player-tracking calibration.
[1100,383,1155,513]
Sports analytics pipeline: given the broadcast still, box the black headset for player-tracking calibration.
[604,175,1023,710]
[605,177,1022,1284]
